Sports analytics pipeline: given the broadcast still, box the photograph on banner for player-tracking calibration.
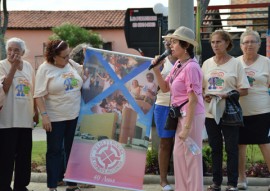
[81,50,148,104]
[64,47,157,191]
[126,72,157,114]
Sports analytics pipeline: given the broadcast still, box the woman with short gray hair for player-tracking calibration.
[0,37,39,191]
[237,30,270,191]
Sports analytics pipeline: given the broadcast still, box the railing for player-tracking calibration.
[197,3,270,39]
[195,3,270,60]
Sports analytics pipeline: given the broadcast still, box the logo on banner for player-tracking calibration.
[90,139,126,175]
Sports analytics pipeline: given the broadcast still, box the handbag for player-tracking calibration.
[164,63,190,131]
[221,90,244,127]
[164,114,179,131]
[164,100,189,130]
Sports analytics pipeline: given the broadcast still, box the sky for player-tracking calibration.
[7,0,230,11]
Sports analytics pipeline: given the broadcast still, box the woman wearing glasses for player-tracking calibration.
[237,30,270,191]
[34,40,83,191]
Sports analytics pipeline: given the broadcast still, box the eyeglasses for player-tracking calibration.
[57,54,69,60]
[242,41,258,45]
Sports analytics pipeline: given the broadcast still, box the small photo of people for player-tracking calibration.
[126,71,157,114]
[102,53,146,79]
[82,54,114,103]
[91,91,132,115]
[90,90,133,141]
[78,90,148,150]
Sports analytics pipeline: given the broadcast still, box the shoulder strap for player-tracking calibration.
[179,99,189,107]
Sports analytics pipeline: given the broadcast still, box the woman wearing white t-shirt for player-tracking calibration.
[0,37,39,191]
[34,40,83,191]
[202,30,250,191]
[237,30,270,191]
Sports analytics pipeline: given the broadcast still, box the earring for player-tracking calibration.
[185,49,187,54]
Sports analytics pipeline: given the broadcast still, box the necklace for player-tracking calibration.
[177,57,190,68]
[170,58,190,84]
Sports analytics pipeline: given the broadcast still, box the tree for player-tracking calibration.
[0,0,8,59]
[49,23,103,48]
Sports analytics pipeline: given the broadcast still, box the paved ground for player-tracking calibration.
[31,127,270,191]
[21,182,270,191]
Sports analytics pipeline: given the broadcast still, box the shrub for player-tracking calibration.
[246,163,270,177]
[145,149,159,175]
[49,23,103,48]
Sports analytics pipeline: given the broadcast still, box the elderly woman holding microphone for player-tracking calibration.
[151,26,205,191]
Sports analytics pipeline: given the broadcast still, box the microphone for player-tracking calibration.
[148,49,171,70]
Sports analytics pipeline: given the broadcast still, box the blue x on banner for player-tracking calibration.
[65,47,158,190]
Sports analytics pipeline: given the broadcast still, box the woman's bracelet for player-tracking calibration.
[40,111,47,116]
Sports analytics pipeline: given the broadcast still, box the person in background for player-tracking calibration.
[34,40,83,191]
[56,43,90,187]
[0,76,5,109]
[0,37,39,191]
[202,30,249,191]
[57,43,95,188]
[70,43,91,104]
[152,26,205,191]
[153,29,177,191]
[69,43,90,66]
[237,30,270,190]
[142,72,157,105]
[129,79,142,99]
[97,72,111,91]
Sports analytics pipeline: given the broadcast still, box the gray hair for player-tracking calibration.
[6,37,27,54]
[69,43,91,65]
[240,30,261,44]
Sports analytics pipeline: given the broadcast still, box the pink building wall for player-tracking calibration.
[5,29,140,68]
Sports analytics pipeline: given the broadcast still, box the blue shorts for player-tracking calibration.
[154,104,176,138]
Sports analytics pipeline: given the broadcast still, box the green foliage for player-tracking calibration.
[49,23,103,48]
[202,144,212,168]
[0,34,7,60]
[246,145,264,164]
[202,144,264,169]
[32,141,46,165]
[145,149,159,174]
[202,143,266,177]
[32,139,267,176]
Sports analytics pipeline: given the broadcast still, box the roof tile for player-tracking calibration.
[4,10,126,29]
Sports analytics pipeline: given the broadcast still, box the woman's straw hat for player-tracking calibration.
[162,26,198,47]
